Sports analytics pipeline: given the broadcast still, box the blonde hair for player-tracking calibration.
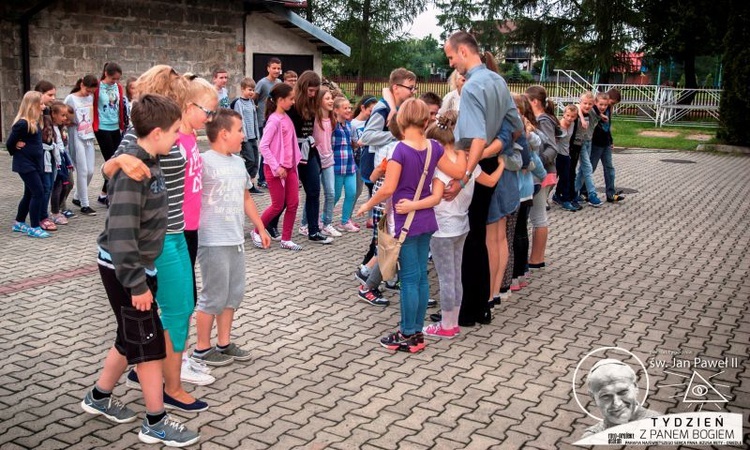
[564,104,579,115]
[185,77,218,111]
[396,98,430,131]
[580,91,595,101]
[14,91,43,134]
[595,91,610,102]
[389,68,416,88]
[133,65,189,109]
[426,110,457,146]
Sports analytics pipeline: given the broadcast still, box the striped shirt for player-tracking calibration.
[97,140,167,295]
[116,129,186,232]
[232,97,260,140]
[332,121,356,175]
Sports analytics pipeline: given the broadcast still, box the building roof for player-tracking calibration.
[247,2,350,56]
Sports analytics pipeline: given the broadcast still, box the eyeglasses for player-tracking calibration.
[397,83,418,93]
[192,102,217,118]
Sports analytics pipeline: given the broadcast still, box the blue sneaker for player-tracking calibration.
[12,221,30,233]
[163,391,209,413]
[138,415,200,447]
[571,200,583,210]
[80,390,138,423]
[561,201,577,212]
[551,194,563,206]
[575,193,587,203]
[587,194,603,207]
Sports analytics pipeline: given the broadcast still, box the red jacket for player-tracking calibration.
[92,82,127,133]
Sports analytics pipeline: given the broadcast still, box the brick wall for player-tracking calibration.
[2,0,246,139]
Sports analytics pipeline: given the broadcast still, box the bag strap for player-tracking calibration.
[397,140,433,244]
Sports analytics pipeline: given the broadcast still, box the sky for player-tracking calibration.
[403,5,444,41]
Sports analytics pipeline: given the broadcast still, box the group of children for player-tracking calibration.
[9,63,131,239]
[5,55,625,444]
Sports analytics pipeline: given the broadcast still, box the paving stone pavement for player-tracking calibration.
[0,148,748,450]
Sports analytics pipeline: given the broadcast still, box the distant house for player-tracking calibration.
[470,20,537,71]
[0,0,349,139]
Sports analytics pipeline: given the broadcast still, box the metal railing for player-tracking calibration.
[329,75,721,127]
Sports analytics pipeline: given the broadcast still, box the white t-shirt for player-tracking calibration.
[433,164,482,238]
[198,150,252,246]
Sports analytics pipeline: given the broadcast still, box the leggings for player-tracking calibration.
[94,129,122,195]
[72,138,95,207]
[513,200,532,279]
[430,233,468,313]
[502,210,519,289]
[16,170,45,228]
[51,177,74,215]
[334,173,357,225]
[260,165,299,241]
[184,229,199,306]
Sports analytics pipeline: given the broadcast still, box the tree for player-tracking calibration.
[435,0,642,82]
[717,1,750,146]
[313,0,430,95]
[637,0,726,89]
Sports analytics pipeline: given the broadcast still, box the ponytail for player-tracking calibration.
[267,82,294,121]
[71,75,99,94]
[482,51,499,74]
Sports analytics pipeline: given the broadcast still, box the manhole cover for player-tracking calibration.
[595,187,639,194]
[659,159,697,164]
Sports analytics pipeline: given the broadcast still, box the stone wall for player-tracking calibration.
[2,0,246,139]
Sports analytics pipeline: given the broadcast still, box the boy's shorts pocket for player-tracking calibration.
[121,306,159,345]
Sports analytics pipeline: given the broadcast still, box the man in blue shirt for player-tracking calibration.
[443,31,522,326]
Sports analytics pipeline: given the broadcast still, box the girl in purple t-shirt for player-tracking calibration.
[356,99,463,353]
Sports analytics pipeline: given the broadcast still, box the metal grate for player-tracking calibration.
[659,159,697,164]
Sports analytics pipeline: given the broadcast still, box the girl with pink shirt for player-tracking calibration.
[314,87,340,237]
[254,83,302,250]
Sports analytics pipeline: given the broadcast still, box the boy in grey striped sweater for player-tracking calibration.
[81,94,201,447]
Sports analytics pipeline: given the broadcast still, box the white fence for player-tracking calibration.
[551,70,721,127]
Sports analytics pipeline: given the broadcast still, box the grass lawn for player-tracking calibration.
[612,119,718,151]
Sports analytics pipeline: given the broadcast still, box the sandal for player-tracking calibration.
[52,214,68,225]
[40,218,58,231]
[280,240,302,251]
[27,227,51,238]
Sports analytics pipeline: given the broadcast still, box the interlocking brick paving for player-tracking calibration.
[0,148,747,449]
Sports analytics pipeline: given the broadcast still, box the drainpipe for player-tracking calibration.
[20,1,53,92]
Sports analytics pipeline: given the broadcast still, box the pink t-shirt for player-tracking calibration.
[178,131,203,230]
[313,117,334,169]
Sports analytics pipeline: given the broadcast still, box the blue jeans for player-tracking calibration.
[590,145,616,198]
[41,171,54,220]
[574,140,597,198]
[334,173,357,224]
[301,164,333,227]
[398,232,432,335]
[320,166,335,226]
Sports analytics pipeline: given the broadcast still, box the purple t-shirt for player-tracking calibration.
[391,139,444,238]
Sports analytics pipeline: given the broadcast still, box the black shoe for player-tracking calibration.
[72,199,81,207]
[267,228,281,241]
[607,194,625,203]
[430,312,442,322]
[258,181,268,188]
[97,195,108,205]
[477,310,493,325]
[427,298,437,308]
[80,206,97,216]
[249,186,263,194]
[308,232,333,244]
[489,295,500,308]
[458,319,476,327]
[358,287,389,307]
[384,280,400,291]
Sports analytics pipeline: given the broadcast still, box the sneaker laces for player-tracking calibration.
[164,416,186,432]
[108,396,126,410]
[187,358,211,374]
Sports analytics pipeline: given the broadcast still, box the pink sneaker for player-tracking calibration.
[422,323,457,339]
[510,278,522,292]
[453,327,461,335]
[340,221,360,233]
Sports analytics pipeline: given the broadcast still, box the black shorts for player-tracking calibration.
[98,263,166,364]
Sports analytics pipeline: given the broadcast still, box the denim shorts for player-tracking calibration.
[98,263,166,365]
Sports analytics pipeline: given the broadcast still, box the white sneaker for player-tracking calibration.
[251,230,263,249]
[181,358,215,386]
[321,224,342,237]
[298,225,308,236]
